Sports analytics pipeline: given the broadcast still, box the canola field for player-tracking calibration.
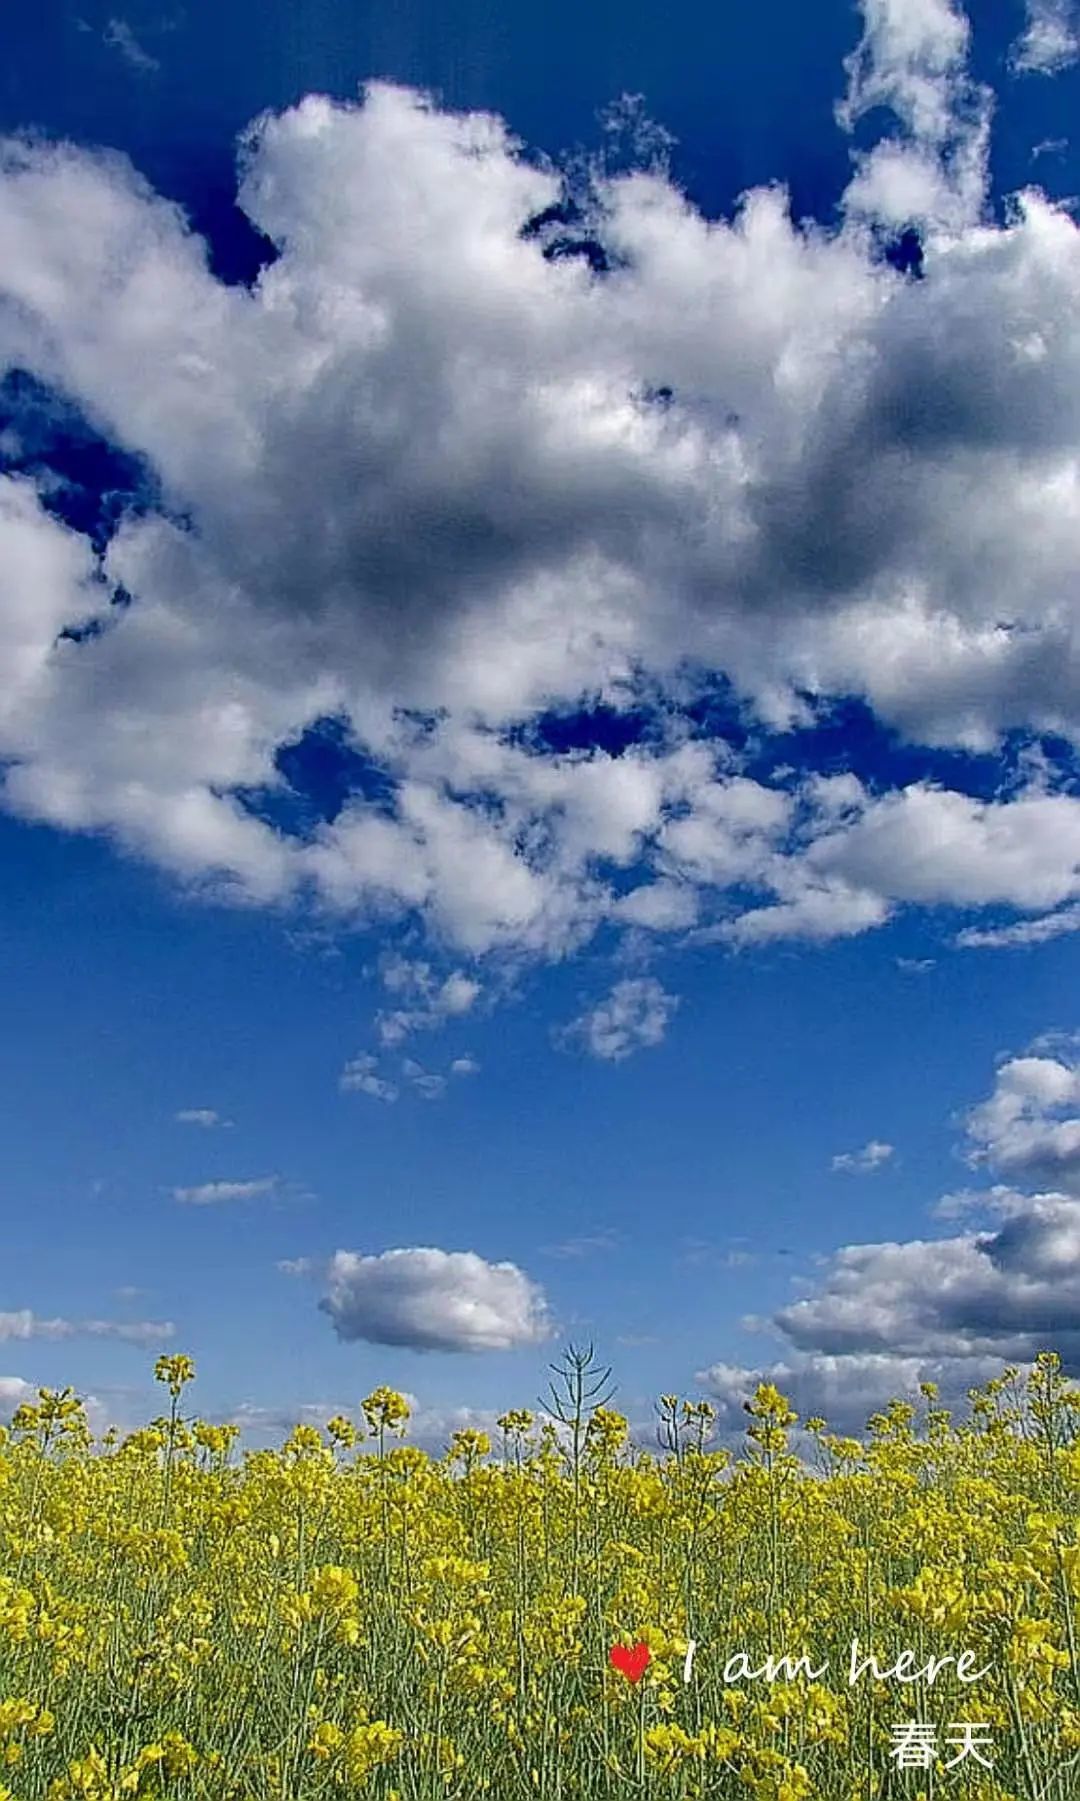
[1,1349,1080,1799]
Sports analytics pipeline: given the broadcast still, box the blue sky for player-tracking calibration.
[5,0,1080,1443]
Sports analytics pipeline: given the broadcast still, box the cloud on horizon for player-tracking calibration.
[699,1035,1080,1432]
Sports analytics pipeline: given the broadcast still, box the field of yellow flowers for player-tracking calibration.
[2,1348,1080,1800]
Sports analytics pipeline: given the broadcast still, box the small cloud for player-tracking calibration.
[615,880,700,932]
[277,1257,315,1277]
[175,1108,232,1128]
[896,956,936,974]
[340,1054,398,1102]
[1009,0,1079,75]
[440,972,482,1015]
[343,1047,476,1101]
[541,1229,620,1259]
[375,958,482,1046]
[103,17,160,73]
[172,1177,277,1206]
[557,976,679,1063]
[831,1139,895,1174]
[401,1058,447,1100]
[962,1042,1080,1191]
[676,1236,756,1269]
[319,1246,553,1352]
[930,1184,1024,1223]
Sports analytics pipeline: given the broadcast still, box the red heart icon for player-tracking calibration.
[609,1641,651,1683]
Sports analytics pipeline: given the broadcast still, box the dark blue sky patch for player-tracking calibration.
[0,369,159,553]
[751,697,1072,801]
[183,163,280,287]
[520,198,585,239]
[521,194,615,273]
[541,233,612,275]
[883,226,925,280]
[56,615,107,646]
[55,583,135,648]
[271,715,398,827]
[519,703,661,759]
[237,717,399,841]
[679,673,753,753]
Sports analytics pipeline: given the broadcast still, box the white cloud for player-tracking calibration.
[1010,0,1080,75]
[837,0,990,233]
[0,1310,173,1346]
[697,1038,1080,1425]
[226,1397,345,1444]
[171,1177,277,1204]
[558,976,679,1061]
[4,16,1080,967]
[375,957,482,1045]
[832,1138,895,1173]
[175,1107,232,1128]
[225,1390,507,1454]
[0,1373,117,1436]
[401,1057,446,1100]
[721,781,1080,946]
[957,904,1080,948]
[769,1191,1080,1367]
[807,785,1080,912]
[339,1054,398,1101]
[340,1044,477,1099]
[697,1349,1006,1437]
[963,1048,1080,1190]
[614,879,700,931]
[276,1256,314,1277]
[103,18,160,75]
[319,1246,553,1351]
[402,1401,508,1455]
[722,879,890,948]
[0,1375,36,1419]
[541,1229,620,1259]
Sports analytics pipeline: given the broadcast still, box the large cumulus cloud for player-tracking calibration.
[4,1,1080,961]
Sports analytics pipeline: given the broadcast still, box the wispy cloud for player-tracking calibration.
[339,1055,398,1102]
[172,1177,277,1206]
[957,905,1080,950]
[0,1309,173,1346]
[540,1229,620,1260]
[340,1050,478,1101]
[103,18,160,74]
[831,1139,895,1174]
[557,978,679,1063]
[1009,0,1079,74]
[375,958,482,1046]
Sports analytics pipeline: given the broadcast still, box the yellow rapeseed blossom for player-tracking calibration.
[0,1350,1077,1795]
